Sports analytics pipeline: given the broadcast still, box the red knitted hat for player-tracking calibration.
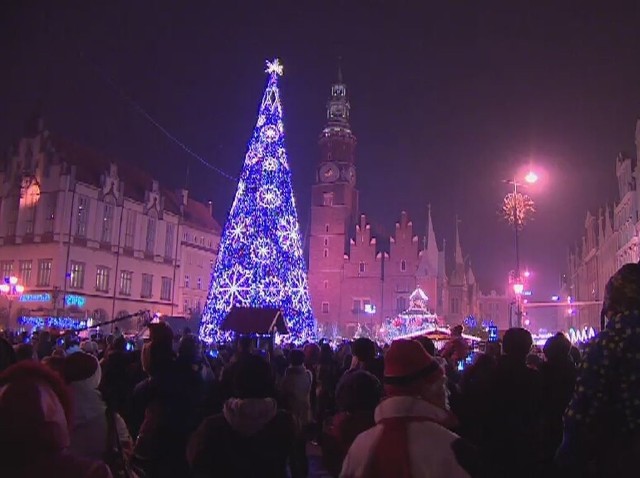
[383,339,444,396]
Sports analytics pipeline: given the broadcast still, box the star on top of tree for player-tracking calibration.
[265,58,283,76]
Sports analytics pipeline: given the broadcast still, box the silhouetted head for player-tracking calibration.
[233,354,275,399]
[502,328,533,362]
[415,336,436,356]
[352,338,376,364]
[289,349,305,367]
[543,332,572,362]
[451,325,464,337]
[603,263,640,317]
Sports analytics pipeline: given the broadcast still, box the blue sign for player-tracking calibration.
[20,293,52,303]
[18,316,86,330]
[65,294,86,308]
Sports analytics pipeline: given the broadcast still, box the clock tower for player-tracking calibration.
[308,68,358,326]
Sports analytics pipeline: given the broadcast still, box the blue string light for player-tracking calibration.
[199,59,316,343]
[18,316,86,330]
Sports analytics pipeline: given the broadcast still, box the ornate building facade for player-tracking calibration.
[308,73,480,336]
[565,120,640,331]
[0,114,221,330]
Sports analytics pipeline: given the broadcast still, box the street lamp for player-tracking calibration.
[0,276,25,325]
[502,171,538,327]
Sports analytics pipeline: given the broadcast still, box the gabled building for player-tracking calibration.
[566,121,640,331]
[0,113,221,330]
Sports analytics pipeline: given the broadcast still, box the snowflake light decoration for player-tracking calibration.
[217,264,252,308]
[265,58,283,76]
[277,216,299,251]
[259,276,284,304]
[257,185,281,208]
[261,125,279,142]
[251,238,273,263]
[263,156,279,172]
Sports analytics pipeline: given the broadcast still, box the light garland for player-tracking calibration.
[199,58,316,343]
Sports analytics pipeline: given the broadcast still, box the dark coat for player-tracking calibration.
[187,400,295,478]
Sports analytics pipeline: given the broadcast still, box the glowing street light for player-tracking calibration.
[513,283,524,295]
[0,276,25,325]
[502,169,541,328]
[525,171,539,184]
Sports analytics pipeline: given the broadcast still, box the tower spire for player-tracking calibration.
[455,215,464,266]
[325,63,351,131]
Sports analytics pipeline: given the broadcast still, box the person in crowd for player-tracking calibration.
[0,361,113,477]
[36,330,54,360]
[43,354,66,377]
[440,325,470,368]
[484,328,542,477]
[316,343,340,426]
[457,352,497,445]
[63,352,132,461]
[132,323,202,478]
[557,263,640,476]
[220,336,255,400]
[81,339,100,356]
[526,352,543,370]
[0,336,16,372]
[100,333,134,428]
[322,364,382,477]
[340,339,471,478]
[187,353,296,478]
[281,349,313,478]
[538,332,576,471]
[14,342,35,362]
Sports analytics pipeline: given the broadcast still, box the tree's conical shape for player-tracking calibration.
[199,59,316,342]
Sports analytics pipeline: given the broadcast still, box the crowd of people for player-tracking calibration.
[1,263,640,477]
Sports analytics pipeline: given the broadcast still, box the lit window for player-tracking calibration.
[44,193,56,233]
[145,217,156,254]
[24,185,39,235]
[165,223,175,258]
[161,277,172,301]
[119,271,133,296]
[19,260,32,286]
[1,261,13,279]
[96,266,110,292]
[37,259,52,286]
[322,302,329,314]
[101,202,114,243]
[125,210,136,248]
[141,273,153,298]
[69,262,85,289]
[323,192,334,206]
[76,196,90,238]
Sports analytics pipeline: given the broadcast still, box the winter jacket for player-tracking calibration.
[322,410,375,477]
[340,396,470,478]
[187,397,296,478]
[280,365,312,427]
[0,363,112,478]
[68,381,131,461]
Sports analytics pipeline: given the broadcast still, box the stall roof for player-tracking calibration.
[221,307,289,335]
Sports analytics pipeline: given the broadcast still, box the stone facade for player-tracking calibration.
[308,74,479,336]
[566,120,640,331]
[0,115,220,330]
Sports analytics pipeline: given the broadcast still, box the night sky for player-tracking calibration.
[3,1,640,323]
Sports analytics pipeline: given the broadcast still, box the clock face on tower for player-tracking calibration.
[343,165,356,185]
[319,163,339,183]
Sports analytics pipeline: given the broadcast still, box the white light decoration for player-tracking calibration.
[261,125,279,142]
[265,58,284,76]
[259,276,284,304]
[263,156,279,172]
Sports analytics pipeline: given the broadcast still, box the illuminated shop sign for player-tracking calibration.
[18,292,86,308]
[20,293,52,303]
[18,316,86,329]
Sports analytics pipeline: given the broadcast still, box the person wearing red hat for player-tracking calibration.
[340,339,471,478]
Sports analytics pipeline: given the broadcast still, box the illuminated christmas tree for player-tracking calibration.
[199,59,315,343]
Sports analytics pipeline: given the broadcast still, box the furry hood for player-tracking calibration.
[223,398,277,436]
